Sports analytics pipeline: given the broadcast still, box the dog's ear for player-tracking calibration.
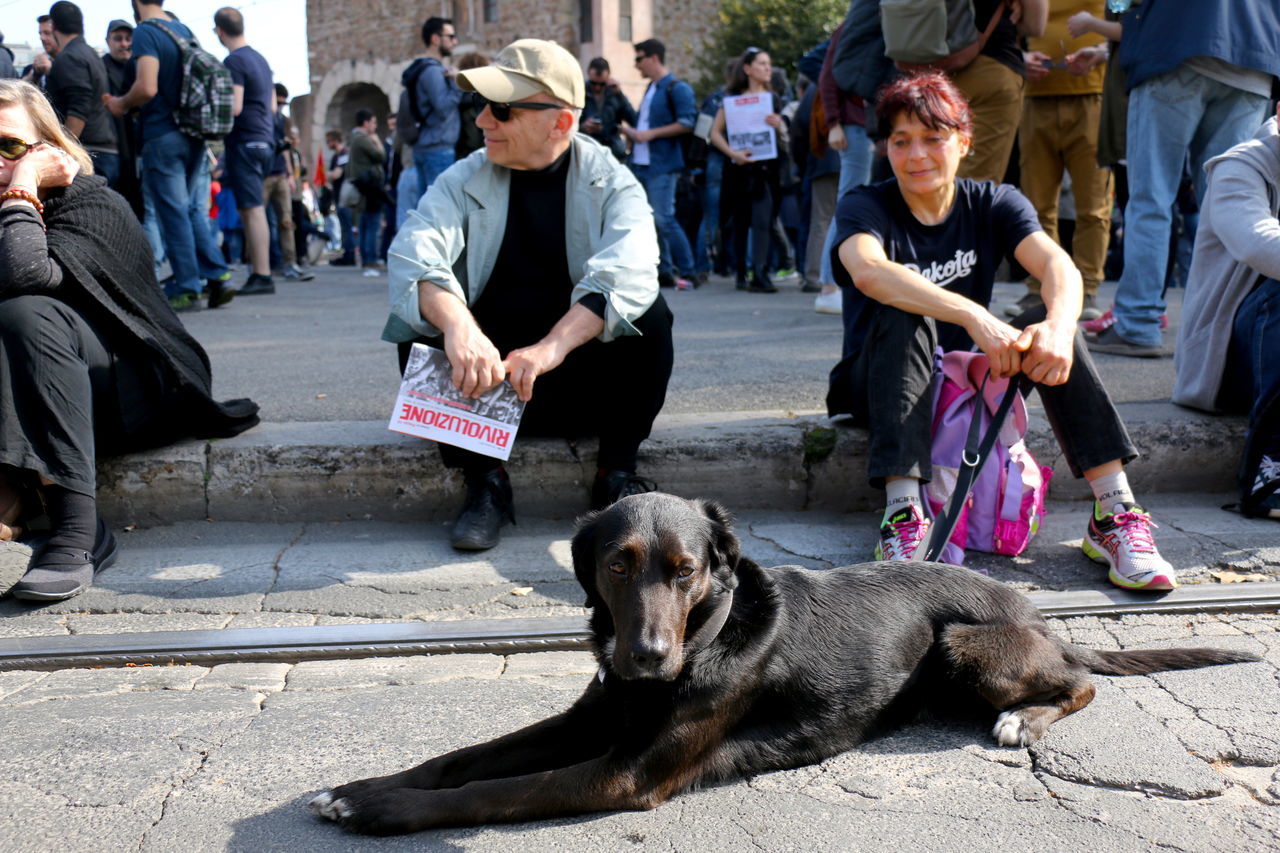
[699,500,741,590]
[570,509,605,609]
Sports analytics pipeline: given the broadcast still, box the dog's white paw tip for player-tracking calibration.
[992,711,1030,747]
[309,790,343,820]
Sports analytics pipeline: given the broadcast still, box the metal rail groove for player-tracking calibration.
[2,582,1278,672]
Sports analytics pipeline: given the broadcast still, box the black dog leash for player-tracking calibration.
[912,375,1024,563]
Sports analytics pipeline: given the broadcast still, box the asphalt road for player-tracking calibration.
[185,267,1185,424]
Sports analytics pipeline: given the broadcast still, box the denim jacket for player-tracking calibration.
[629,74,697,175]
[383,134,660,344]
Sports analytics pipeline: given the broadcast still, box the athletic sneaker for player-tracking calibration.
[874,503,931,562]
[1083,501,1177,591]
[814,290,842,314]
[1080,307,1169,335]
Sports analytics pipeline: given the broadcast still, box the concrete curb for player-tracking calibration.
[95,402,1247,524]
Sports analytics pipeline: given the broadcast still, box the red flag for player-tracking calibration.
[314,150,326,187]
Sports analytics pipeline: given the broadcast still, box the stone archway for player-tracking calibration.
[325,82,392,136]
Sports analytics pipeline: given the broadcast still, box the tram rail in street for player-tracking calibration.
[2,582,1278,672]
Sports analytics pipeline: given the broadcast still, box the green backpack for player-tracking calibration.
[879,0,1006,72]
[145,18,234,141]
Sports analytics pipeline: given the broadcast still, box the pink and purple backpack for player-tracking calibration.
[920,351,1053,567]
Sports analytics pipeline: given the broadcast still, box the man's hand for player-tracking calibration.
[443,320,505,399]
[104,94,127,117]
[32,53,51,75]
[1011,319,1075,386]
[1023,50,1053,82]
[622,126,651,144]
[502,340,567,402]
[828,124,848,151]
[581,117,603,134]
[1065,45,1107,76]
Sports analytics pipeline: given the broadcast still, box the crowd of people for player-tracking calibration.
[0,0,1277,605]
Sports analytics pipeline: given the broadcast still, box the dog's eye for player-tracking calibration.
[608,560,627,575]
[676,564,696,579]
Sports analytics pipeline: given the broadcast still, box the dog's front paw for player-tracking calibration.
[992,710,1034,747]
[309,790,354,822]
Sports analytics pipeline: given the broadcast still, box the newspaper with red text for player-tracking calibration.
[388,344,526,460]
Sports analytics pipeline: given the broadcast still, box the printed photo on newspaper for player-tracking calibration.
[724,93,776,161]
[388,344,526,460]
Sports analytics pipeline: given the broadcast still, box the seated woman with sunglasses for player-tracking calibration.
[828,71,1177,591]
[384,39,673,551]
[0,80,259,601]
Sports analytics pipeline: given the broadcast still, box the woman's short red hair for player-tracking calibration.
[875,71,973,138]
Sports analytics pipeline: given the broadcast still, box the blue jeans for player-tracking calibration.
[89,151,119,187]
[395,167,421,230]
[1224,278,1280,430]
[697,152,725,274]
[414,148,455,205]
[139,159,167,276]
[820,123,875,285]
[1114,65,1269,347]
[358,208,381,265]
[140,131,228,296]
[634,165,695,278]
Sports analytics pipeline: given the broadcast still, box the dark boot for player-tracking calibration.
[449,468,516,551]
[591,470,658,511]
[13,517,118,602]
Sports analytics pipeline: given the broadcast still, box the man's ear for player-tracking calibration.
[699,500,740,590]
[553,107,578,138]
[570,509,605,609]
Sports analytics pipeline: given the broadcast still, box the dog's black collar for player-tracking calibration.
[684,590,734,654]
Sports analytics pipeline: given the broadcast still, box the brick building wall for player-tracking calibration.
[304,0,721,166]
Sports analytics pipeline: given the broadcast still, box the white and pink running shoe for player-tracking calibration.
[875,503,931,562]
[1083,501,1178,591]
[1080,308,1169,335]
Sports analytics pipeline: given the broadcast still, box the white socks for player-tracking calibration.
[1090,471,1136,513]
[884,477,923,521]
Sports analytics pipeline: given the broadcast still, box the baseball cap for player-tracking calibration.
[106,19,133,35]
[457,39,585,109]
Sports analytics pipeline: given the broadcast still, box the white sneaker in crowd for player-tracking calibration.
[814,291,842,314]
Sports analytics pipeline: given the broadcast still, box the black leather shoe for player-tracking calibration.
[450,469,516,551]
[11,518,117,602]
[591,470,658,511]
[747,277,777,293]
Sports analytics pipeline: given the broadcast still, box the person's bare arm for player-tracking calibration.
[64,116,85,138]
[105,55,158,116]
[838,232,1027,378]
[232,84,244,117]
[418,284,505,399]
[503,303,606,402]
[1009,231,1081,386]
[622,121,690,143]
[1014,0,1049,38]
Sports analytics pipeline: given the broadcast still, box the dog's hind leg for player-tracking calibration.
[941,622,1097,747]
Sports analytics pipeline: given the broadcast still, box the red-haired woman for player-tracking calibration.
[827,71,1174,591]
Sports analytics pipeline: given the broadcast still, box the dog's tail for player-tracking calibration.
[1071,645,1260,676]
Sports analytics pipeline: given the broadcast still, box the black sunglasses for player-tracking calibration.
[481,98,561,122]
[0,136,41,161]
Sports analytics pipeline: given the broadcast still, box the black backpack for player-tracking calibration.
[1236,387,1280,519]
[396,59,431,148]
[664,79,708,171]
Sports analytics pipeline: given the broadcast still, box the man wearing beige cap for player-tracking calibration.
[382,38,675,551]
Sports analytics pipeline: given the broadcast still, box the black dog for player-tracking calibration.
[311,493,1258,835]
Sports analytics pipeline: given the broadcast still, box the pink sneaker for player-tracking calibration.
[874,503,931,562]
[1083,501,1178,591]
[1080,308,1168,334]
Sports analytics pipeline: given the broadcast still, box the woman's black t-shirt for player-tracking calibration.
[830,177,1041,356]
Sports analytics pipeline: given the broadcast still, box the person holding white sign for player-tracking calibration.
[383,40,674,551]
[709,47,785,293]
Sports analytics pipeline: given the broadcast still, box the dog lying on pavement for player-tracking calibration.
[311,493,1258,835]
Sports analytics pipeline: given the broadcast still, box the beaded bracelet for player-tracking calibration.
[0,187,44,215]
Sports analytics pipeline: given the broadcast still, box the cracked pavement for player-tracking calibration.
[0,614,1275,851]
